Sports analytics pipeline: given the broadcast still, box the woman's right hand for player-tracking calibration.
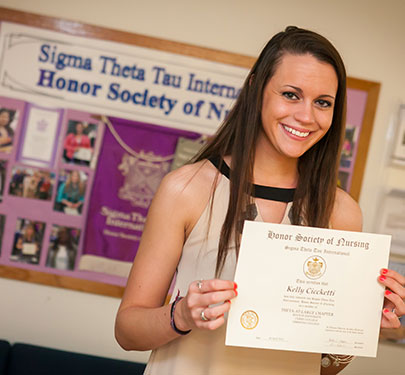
[175,279,237,332]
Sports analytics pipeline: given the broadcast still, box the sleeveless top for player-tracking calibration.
[144,165,321,375]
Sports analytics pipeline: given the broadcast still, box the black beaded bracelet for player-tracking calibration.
[170,291,191,336]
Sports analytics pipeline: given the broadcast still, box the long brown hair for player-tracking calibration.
[194,26,347,276]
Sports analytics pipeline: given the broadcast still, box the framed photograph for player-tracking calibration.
[54,169,88,216]
[392,105,405,162]
[62,120,98,167]
[0,107,18,154]
[9,166,55,201]
[10,218,45,265]
[46,225,81,271]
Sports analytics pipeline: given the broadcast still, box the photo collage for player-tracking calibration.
[0,96,100,274]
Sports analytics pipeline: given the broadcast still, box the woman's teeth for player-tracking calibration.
[283,125,310,138]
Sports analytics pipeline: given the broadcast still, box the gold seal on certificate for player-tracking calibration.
[304,255,326,280]
[240,310,259,330]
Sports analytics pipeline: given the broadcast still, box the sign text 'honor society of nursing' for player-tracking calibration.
[0,22,249,133]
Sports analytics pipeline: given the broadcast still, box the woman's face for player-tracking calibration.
[75,123,84,135]
[0,111,10,127]
[58,228,69,243]
[259,53,338,160]
[71,171,80,184]
[25,225,34,237]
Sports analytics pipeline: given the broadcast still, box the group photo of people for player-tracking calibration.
[0,107,17,154]
[8,167,55,201]
[10,218,45,265]
[54,169,88,216]
[63,120,97,167]
[46,225,80,271]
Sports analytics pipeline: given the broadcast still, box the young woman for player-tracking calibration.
[0,108,15,153]
[115,26,405,374]
[63,122,92,164]
[12,223,40,264]
[46,227,77,270]
[55,170,85,215]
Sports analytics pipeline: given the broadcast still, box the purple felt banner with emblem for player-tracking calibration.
[80,117,200,273]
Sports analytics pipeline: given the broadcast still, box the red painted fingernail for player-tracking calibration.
[234,282,238,290]
[385,290,392,296]
[381,268,388,275]
[379,276,386,281]
[383,308,390,314]
[225,300,231,304]
[234,289,238,297]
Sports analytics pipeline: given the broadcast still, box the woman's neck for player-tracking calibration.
[253,136,298,188]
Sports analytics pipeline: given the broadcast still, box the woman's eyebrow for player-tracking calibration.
[284,85,335,99]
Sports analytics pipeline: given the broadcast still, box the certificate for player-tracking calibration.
[226,221,391,357]
[74,147,93,162]
[22,243,37,255]
[19,104,62,167]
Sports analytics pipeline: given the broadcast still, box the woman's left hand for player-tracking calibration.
[378,268,405,328]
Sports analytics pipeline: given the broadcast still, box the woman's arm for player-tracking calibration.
[63,134,77,158]
[115,162,236,351]
[115,170,186,351]
[56,183,66,203]
[0,135,12,145]
[15,236,23,250]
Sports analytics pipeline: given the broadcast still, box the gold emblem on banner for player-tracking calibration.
[240,310,259,330]
[118,152,171,208]
[304,256,326,280]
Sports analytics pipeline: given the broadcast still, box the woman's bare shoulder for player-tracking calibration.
[158,159,219,198]
[152,160,220,232]
[330,188,362,231]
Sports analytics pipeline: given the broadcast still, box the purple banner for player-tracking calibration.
[80,117,200,275]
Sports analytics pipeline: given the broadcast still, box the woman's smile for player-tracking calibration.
[280,123,311,139]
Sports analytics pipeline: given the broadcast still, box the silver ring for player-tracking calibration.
[197,280,203,291]
[200,309,209,321]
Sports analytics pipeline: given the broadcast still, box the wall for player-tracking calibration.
[0,0,404,373]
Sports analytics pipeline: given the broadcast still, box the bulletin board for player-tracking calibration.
[0,7,380,298]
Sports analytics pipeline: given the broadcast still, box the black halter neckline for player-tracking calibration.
[209,157,295,203]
